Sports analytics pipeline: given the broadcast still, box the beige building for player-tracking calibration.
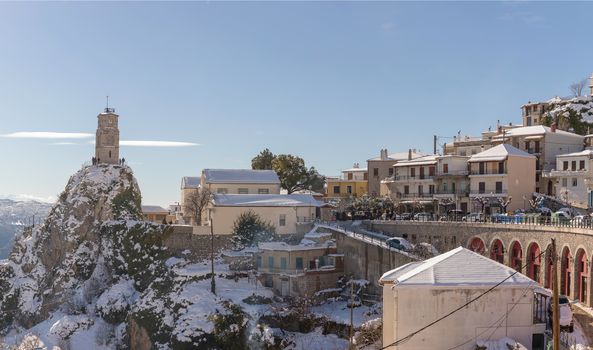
[521,101,549,127]
[95,108,120,165]
[256,241,343,297]
[383,155,471,214]
[325,163,368,199]
[367,149,425,196]
[210,194,322,235]
[201,169,281,195]
[380,247,547,350]
[544,149,593,208]
[180,176,200,224]
[468,144,536,213]
[142,205,173,224]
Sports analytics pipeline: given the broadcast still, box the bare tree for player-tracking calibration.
[569,78,588,97]
[185,188,213,226]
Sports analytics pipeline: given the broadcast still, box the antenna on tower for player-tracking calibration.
[104,95,115,113]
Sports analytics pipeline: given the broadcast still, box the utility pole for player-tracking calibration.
[210,208,216,295]
[349,280,355,349]
[433,135,438,155]
[552,238,560,350]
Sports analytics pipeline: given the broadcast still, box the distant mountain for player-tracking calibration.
[0,198,52,259]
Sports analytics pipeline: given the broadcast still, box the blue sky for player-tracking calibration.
[0,1,592,206]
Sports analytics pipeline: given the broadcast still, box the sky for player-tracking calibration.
[0,1,592,206]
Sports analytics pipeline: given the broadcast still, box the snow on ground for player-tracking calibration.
[311,300,381,328]
[570,320,591,350]
[281,327,349,350]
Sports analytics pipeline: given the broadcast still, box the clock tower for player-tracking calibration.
[95,107,120,164]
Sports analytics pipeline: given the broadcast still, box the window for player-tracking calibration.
[563,161,569,171]
[238,188,248,194]
[443,164,449,174]
[363,173,368,180]
[410,168,416,178]
[534,141,540,153]
[268,256,274,269]
[562,178,568,187]
[460,150,467,156]
[478,182,485,194]
[388,168,394,176]
[429,185,435,194]
[217,188,228,194]
[404,185,409,194]
[429,166,435,177]
[580,160,585,170]
[479,162,485,175]
[451,182,456,193]
[498,162,504,174]
[258,188,269,194]
[418,185,423,195]
[347,186,352,194]
[332,186,340,194]
[373,168,379,177]
[495,181,503,193]
[280,257,287,270]
[279,214,286,226]
[572,178,578,187]
[257,256,262,268]
[295,257,303,269]
[348,173,353,180]
[572,161,577,171]
[443,182,448,192]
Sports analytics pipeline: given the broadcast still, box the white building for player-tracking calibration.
[380,247,546,350]
[544,149,593,208]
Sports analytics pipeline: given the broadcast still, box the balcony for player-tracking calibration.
[525,147,541,155]
[433,190,470,198]
[543,169,590,178]
[393,175,435,182]
[469,170,507,176]
[469,189,508,197]
[396,192,435,199]
[435,170,469,177]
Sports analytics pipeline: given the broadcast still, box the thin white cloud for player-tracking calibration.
[51,142,79,146]
[1,132,93,139]
[120,140,199,147]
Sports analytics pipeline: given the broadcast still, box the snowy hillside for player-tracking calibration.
[545,95,593,134]
[0,199,52,259]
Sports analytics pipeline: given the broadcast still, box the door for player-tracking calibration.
[420,167,425,179]
[281,279,289,296]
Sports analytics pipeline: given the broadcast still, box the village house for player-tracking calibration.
[544,149,593,208]
[142,205,173,224]
[468,144,536,213]
[209,193,323,235]
[367,149,425,197]
[379,247,547,350]
[256,241,344,297]
[325,163,368,199]
[201,168,281,195]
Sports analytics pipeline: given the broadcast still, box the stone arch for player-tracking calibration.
[526,241,542,283]
[468,237,486,255]
[574,247,589,304]
[509,240,523,272]
[561,245,573,297]
[490,239,505,264]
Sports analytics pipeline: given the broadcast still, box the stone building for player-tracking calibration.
[367,149,425,197]
[95,108,120,164]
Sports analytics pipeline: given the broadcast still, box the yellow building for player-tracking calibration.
[325,163,368,199]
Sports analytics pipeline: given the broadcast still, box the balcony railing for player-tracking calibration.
[396,192,435,199]
[469,170,507,176]
[469,189,508,196]
[393,175,435,181]
[435,170,469,177]
[543,169,590,178]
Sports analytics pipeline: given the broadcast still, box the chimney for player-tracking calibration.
[551,121,557,133]
[353,163,359,168]
[408,148,412,160]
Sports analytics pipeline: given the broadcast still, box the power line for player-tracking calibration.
[380,249,547,350]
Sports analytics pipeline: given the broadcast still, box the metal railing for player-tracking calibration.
[469,170,507,175]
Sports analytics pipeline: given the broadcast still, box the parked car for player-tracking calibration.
[396,212,413,221]
[385,237,413,251]
[462,212,484,222]
[447,209,465,221]
[414,212,433,221]
[547,295,574,332]
[571,215,591,226]
[552,210,572,224]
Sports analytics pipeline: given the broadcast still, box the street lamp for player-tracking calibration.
[209,207,216,295]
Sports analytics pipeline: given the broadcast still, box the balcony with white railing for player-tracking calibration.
[392,175,435,182]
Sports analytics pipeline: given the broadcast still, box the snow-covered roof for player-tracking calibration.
[342,167,368,172]
[202,169,280,184]
[393,155,438,167]
[468,144,535,162]
[142,205,169,214]
[213,194,323,207]
[556,149,593,158]
[368,151,426,161]
[181,176,200,189]
[379,247,534,287]
[258,241,331,252]
[490,125,582,139]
